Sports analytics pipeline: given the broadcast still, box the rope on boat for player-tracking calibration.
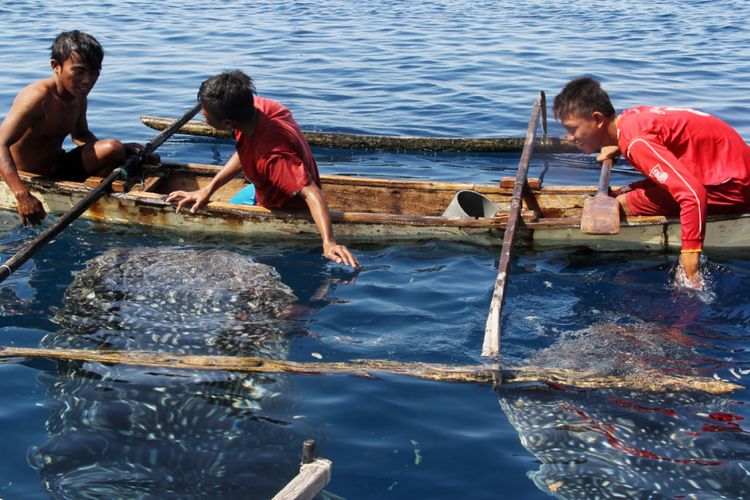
[113,167,128,181]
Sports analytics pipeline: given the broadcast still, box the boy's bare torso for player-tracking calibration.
[10,77,84,175]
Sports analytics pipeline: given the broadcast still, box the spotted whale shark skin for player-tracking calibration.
[28,361,307,499]
[498,323,750,499]
[49,246,299,357]
[30,247,309,498]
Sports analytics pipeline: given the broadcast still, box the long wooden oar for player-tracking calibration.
[0,102,202,284]
[139,115,577,153]
[482,92,544,358]
[580,158,620,234]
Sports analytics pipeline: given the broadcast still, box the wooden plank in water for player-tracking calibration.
[272,459,332,500]
[0,347,740,394]
[273,441,331,500]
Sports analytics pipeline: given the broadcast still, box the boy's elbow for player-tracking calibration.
[298,181,320,200]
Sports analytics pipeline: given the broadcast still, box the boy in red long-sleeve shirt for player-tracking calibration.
[553,77,750,288]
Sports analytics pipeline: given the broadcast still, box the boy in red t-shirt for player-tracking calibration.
[167,70,358,268]
[553,77,750,288]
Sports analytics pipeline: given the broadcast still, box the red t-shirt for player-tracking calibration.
[617,106,750,250]
[235,96,320,209]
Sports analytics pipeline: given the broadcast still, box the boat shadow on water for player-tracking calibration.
[498,322,750,499]
[26,247,315,498]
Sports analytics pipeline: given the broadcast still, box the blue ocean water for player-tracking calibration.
[1,1,750,498]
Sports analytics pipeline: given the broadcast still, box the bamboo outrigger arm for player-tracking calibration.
[483,91,544,358]
[0,347,741,395]
[139,116,577,153]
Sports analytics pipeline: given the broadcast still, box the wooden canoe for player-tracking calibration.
[1,161,749,251]
[140,116,578,153]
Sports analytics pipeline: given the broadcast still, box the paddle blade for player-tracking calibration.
[580,194,621,234]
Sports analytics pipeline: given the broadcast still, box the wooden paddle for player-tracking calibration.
[0,102,202,284]
[580,158,620,234]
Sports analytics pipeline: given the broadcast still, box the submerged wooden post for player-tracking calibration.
[482,93,543,358]
[301,439,316,465]
[272,440,332,500]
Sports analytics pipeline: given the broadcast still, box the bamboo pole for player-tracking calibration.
[139,116,576,153]
[0,347,740,394]
[483,92,543,357]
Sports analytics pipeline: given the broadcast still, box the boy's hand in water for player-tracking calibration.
[676,251,704,289]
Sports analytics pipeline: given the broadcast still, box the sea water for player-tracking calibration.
[1,1,750,498]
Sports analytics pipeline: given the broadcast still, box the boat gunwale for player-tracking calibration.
[8,162,750,234]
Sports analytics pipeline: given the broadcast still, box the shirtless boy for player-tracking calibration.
[166,70,359,268]
[553,77,750,288]
[0,30,142,225]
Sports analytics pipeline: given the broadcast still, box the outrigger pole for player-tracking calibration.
[482,92,545,358]
[0,346,740,394]
[139,115,575,153]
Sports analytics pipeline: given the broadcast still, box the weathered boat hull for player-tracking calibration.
[1,162,749,251]
[531,214,750,251]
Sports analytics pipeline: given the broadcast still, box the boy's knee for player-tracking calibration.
[82,139,127,176]
[97,139,126,163]
[616,193,633,216]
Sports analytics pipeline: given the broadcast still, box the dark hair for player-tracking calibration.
[50,30,104,71]
[198,70,257,123]
[553,77,616,120]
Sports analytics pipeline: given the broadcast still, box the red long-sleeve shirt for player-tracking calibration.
[617,106,750,250]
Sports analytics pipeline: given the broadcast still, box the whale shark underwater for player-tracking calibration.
[498,322,750,499]
[28,247,311,498]
[48,246,300,357]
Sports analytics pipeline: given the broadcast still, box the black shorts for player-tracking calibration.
[51,146,88,182]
